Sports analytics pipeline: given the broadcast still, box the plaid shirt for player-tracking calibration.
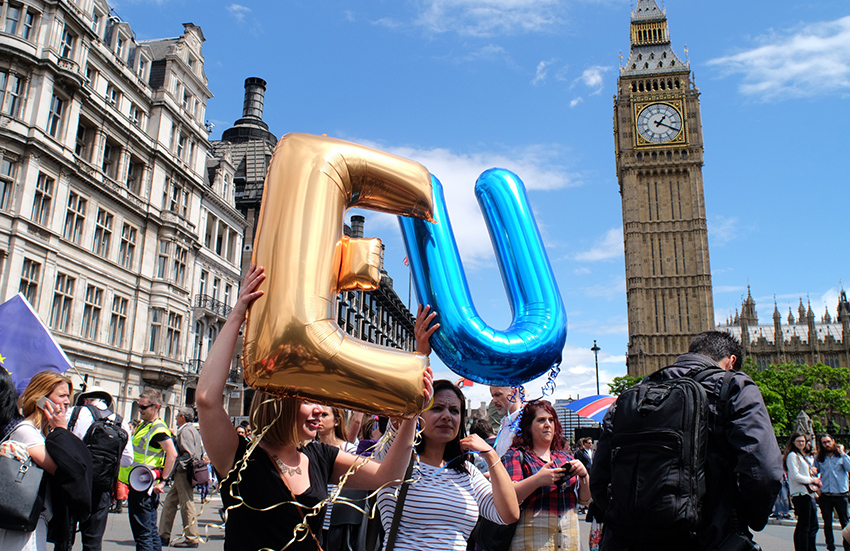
[502,447,577,514]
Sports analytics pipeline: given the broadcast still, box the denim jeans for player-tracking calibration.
[129,489,162,551]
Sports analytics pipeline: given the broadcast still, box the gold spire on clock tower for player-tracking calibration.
[615,0,715,377]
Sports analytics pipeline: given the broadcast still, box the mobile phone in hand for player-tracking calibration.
[36,396,57,411]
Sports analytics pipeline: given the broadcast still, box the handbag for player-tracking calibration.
[190,458,210,486]
[469,449,526,551]
[0,426,46,531]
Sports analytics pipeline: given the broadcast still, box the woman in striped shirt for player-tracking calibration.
[376,305,520,551]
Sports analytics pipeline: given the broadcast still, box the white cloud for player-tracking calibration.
[532,60,553,85]
[573,65,612,93]
[455,44,512,64]
[373,17,403,30]
[708,215,738,246]
[227,4,251,23]
[346,142,580,270]
[569,97,583,108]
[574,227,623,262]
[707,15,850,101]
[583,277,626,300]
[416,0,562,37]
[713,285,746,294]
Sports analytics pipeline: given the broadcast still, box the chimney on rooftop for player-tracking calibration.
[242,77,267,121]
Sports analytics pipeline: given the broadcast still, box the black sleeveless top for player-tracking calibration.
[220,438,340,550]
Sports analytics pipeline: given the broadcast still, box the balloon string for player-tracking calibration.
[220,397,425,550]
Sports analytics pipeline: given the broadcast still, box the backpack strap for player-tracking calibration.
[68,405,83,433]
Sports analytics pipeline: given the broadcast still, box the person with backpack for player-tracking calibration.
[158,407,203,548]
[67,386,132,551]
[590,331,783,551]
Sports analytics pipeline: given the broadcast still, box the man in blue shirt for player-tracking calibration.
[815,433,850,551]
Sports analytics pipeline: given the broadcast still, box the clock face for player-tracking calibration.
[636,103,683,144]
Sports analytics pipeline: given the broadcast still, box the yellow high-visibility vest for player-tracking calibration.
[118,418,171,484]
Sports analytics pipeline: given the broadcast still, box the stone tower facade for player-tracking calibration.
[614,0,715,377]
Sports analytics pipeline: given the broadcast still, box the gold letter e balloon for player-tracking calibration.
[242,133,434,418]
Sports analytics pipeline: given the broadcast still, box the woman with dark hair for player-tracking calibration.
[0,368,21,436]
[502,400,590,551]
[784,432,821,551]
[376,379,519,550]
[197,265,433,551]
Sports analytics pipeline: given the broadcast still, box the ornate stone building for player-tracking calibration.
[0,0,243,423]
[614,0,715,377]
[720,288,850,370]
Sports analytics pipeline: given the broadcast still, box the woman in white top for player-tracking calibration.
[784,432,822,551]
[0,370,70,551]
[375,306,520,551]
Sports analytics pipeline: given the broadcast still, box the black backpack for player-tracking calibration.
[603,366,733,544]
[69,405,129,493]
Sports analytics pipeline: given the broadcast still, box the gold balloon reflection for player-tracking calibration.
[243,133,434,418]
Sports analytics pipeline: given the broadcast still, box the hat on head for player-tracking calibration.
[75,385,114,409]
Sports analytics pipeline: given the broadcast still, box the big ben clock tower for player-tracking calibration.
[615,0,715,377]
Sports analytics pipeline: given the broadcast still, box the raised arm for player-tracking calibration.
[333,368,433,489]
[462,434,520,523]
[197,265,266,476]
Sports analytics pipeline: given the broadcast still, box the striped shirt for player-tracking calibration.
[377,461,505,551]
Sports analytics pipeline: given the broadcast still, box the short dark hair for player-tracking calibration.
[469,417,494,440]
[688,331,743,370]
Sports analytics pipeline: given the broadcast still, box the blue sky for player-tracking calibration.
[113,0,849,408]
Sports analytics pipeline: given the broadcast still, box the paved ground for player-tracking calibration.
[73,488,837,551]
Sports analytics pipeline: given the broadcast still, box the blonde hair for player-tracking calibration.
[249,391,301,448]
[19,370,73,436]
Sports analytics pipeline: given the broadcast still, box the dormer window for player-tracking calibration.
[116,36,125,59]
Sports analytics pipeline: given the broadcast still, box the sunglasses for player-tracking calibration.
[138,403,155,411]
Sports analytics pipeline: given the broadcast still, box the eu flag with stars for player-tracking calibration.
[0,293,73,396]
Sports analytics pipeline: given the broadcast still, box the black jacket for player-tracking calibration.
[45,427,93,546]
[590,354,783,551]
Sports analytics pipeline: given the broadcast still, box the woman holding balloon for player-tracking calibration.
[196,265,433,551]
[374,305,520,551]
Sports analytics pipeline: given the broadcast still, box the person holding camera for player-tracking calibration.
[502,400,590,551]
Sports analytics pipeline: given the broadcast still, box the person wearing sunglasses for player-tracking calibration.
[118,389,178,551]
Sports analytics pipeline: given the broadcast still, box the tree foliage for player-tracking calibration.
[608,375,643,396]
[742,358,850,435]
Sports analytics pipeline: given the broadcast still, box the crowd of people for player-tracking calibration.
[1,262,845,551]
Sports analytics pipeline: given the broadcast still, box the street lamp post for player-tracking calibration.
[591,340,601,395]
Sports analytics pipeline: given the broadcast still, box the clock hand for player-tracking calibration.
[656,121,680,132]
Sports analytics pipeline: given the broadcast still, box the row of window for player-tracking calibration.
[3,159,234,275]
[17,256,185,358]
[3,2,38,41]
[18,259,129,347]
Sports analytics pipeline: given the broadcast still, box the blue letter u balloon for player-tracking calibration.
[398,168,567,386]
